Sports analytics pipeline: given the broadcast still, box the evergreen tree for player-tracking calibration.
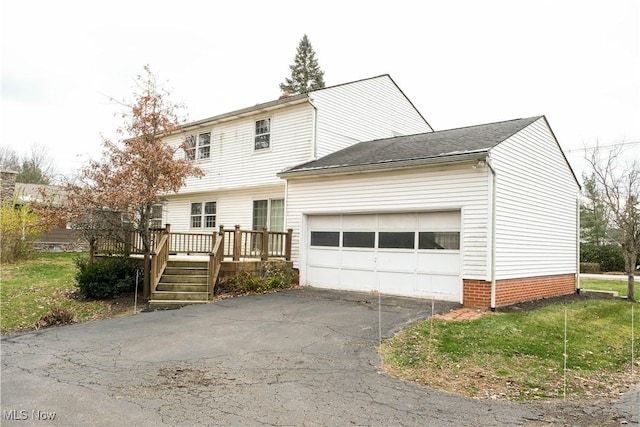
[279,34,325,95]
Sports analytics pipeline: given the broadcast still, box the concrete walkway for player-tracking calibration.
[581,273,635,281]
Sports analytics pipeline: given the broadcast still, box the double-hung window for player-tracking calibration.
[190,201,216,228]
[254,118,271,150]
[186,132,211,160]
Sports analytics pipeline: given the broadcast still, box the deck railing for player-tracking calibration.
[150,232,170,296]
[208,232,224,298]
[95,229,162,255]
[222,225,293,261]
[95,224,293,261]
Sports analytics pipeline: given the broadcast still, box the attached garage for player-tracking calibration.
[279,116,580,308]
[306,212,461,301]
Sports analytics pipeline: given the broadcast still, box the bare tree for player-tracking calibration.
[0,143,57,184]
[0,145,21,170]
[580,172,610,246]
[66,65,203,298]
[18,143,57,184]
[585,143,639,301]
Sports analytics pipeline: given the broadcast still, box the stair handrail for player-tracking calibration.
[150,232,170,296]
[208,230,224,300]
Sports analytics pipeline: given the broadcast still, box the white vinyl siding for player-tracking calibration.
[312,75,432,158]
[164,185,285,233]
[490,117,579,279]
[285,164,490,281]
[167,103,314,195]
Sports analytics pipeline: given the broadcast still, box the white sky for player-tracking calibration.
[2,0,639,183]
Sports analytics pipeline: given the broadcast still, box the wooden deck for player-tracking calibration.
[95,225,293,305]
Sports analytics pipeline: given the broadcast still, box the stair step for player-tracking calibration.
[157,283,209,292]
[167,261,209,268]
[148,300,209,308]
[152,291,209,301]
[164,267,208,276]
[160,274,208,284]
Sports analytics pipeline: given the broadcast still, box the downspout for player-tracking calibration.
[576,192,581,294]
[486,157,497,311]
[283,179,289,231]
[307,97,318,160]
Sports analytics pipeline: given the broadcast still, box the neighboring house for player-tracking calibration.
[16,182,86,251]
[1,173,86,251]
[162,76,579,308]
[162,75,431,235]
[278,116,580,308]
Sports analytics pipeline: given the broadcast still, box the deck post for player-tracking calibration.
[124,225,132,256]
[211,229,217,251]
[261,227,269,261]
[233,225,241,261]
[286,228,293,261]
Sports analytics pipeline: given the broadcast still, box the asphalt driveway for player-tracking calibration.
[1,288,638,426]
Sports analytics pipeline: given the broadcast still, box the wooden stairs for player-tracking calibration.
[149,260,213,307]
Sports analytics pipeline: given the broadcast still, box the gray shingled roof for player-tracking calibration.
[279,116,543,177]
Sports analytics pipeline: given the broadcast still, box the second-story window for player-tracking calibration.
[186,132,211,160]
[254,118,271,150]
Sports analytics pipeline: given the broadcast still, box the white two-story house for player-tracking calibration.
[160,75,431,235]
[159,75,579,308]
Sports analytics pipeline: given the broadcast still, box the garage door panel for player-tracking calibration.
[416,253,460,274]
[340,269,376,292]
[378,213,417,229]
[307,266,340,288]
[341,250,376,269]
[376,251,416,272]
[418,211,460,229]
[378,271,416,296]
[416,273,460,302]
[342,214,377,229]
[309,215,341,229]
[307,248,341,266]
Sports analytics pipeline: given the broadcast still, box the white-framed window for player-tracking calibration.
[190,201,216,228]
[254,118,271,150]
[251,199,284,253]
[186,132,211,160]
[150,204,163,229]
[252,199,284,231]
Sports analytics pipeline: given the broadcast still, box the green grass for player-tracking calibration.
[581,277,640,300]
[379,298,640,400]
[0,253,114,335]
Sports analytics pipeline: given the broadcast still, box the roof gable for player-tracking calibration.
[280,116,542,176]
[180,75,412,131]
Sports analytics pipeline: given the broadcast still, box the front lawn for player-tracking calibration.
[379,296,639,401]
[0,252,137,335]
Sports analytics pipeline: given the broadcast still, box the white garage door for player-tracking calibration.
[306,212,462,302]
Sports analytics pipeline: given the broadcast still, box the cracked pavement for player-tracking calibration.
[2,288,638,426]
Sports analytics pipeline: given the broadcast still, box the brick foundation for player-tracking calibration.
[463,274,576,308]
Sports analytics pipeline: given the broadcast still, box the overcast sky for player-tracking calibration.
[2,0,638,182]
